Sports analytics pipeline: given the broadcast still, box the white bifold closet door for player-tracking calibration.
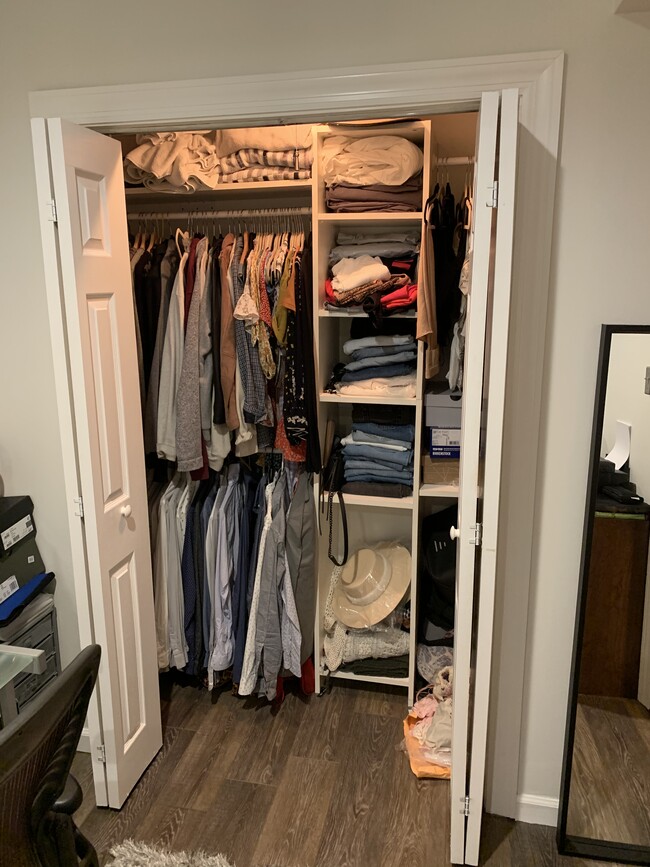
[450,88,519,866]
[31,118,162,808]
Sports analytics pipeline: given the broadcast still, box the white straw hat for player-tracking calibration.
[332,543,411,629]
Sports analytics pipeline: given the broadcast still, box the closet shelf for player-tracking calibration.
[318,212,423,224]
[318,309,416,320]
[419,484,459,499]
[320,393,417,407]
[328,670,410,688]
[329,493,414,510]
[124,179,312,206]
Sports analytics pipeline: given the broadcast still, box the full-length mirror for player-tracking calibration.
[558,325,650,865]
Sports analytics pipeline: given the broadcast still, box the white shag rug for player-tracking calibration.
[108,840,235,867]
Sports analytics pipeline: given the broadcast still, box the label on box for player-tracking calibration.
[0,575,19,603]
[430,447,461,459]
[429,428,461,448]
[1,515,34,551]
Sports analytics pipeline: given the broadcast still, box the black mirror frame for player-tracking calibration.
[557,324,650,866]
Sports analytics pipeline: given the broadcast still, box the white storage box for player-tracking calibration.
[424,390,462,427]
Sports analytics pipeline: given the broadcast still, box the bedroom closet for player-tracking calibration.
[31,89,519,867]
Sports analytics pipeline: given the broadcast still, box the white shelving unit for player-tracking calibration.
[318,309,416,319]
[420,484,460,499]
[311,121,432,707]
[319,393,418,406]
[318,212,424,223]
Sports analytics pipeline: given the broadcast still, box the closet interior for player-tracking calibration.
[117,109,478,768]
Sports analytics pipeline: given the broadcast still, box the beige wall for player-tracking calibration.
[1,0,650,815]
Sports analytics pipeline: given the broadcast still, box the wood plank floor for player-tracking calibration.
[566,695,650,847]
[72,675,631,867]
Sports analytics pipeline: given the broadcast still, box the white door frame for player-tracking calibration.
[29,49,564,820]
[638,550,650,708]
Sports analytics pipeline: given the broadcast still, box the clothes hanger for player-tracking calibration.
[240,228,250,264]
[175,226,188,258]
[147,219,157,252]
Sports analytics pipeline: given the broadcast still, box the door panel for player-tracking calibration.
[450,90,500,866]
[46,118,161,807]
[31,118,109,806]
[87,295,127,501]
[463,88,520,866]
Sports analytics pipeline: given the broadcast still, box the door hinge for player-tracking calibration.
[470,523,482,547]
[96,743,106,764]
[464,796,471,817]
[487,181,498,208]
[73,496,84,518]
[47,199,58,223]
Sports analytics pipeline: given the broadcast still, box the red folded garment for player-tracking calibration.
[325,278,336,305]
[381,283,418,309]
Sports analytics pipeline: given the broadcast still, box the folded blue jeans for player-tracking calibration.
[344,458,414,474]
[343,443,413,467]
[353,421,415,442]
[352,341,416,361]
[345,470,413,485]
[341,361,417,383]
[345,350,417,373]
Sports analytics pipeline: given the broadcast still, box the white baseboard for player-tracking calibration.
[77,727,91,753]
[515,793,559,826]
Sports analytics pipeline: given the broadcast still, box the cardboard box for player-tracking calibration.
[429,427,461,458]
[0,496,36,558]
[0,538,45,599]
[421,456,460,486]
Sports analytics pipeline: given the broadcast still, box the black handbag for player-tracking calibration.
[320,421,349,566]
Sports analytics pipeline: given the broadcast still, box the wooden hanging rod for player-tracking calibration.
[436,156,475,166]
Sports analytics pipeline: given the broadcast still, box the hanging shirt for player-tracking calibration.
[417,201,440,379]
[239,476,277,696]
[231,235,267,422]
[208,466,242,679]
[157,249,188,461]
[219,234,239,431]
[144,239,180,454]
[154,476,177,669]
[176,238,209,472]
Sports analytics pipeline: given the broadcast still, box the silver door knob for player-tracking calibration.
[450,526,460,540]
[120,505,132,518]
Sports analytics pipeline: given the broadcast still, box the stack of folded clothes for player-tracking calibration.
[326,177,422,213]
[321,134,424,213]
[341,417,415,495]
[324,229,420,318]
[325,256,412,308]
[124,124,313,192]
[334,334,418,398]
[328,334,418,399]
